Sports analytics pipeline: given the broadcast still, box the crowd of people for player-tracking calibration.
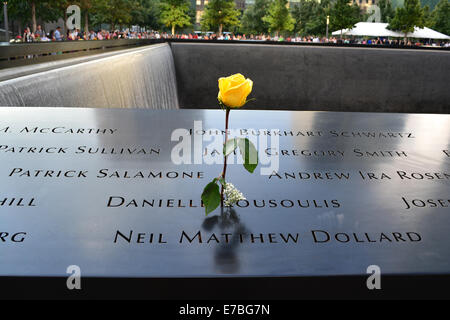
[14,25,450,47]
[19,25,140,42]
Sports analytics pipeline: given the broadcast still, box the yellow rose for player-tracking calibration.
[218,73,253,108]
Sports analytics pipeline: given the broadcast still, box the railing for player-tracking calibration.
[0,38,448,70]
[167,38,450,51]
[0,39,163,69]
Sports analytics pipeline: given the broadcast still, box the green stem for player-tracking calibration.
[220,108,231,205]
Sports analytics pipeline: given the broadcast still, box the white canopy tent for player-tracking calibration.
[332,22,401,37]
[332,22,450,39]
[407,26,450,39]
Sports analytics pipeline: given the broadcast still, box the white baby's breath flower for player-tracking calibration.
[223,183,246,206]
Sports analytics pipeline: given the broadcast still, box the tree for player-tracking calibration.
[6,0,31,35]
[388,0,425,40]
[27,0,60,32]
[241,0,270,34]
[291,0,320,35]
[5,0,166,37]
[76,0,93,33]
[201,0,241,34]
[131,0,161,30]
[262,0,295,36]
[378,0,395,22]
[92,0,138,30]
[420,0,440,10]
[48,0,70,34]
[430,0,450,35]
[5,0,70,34]
[304,0,332,36]
[423,4,434,26]
[21,0,58,32]
[329,0,361,39]
[159,0,191,35]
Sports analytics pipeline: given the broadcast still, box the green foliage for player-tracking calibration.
[430,0,450,35]
[224,138,259,173]
[201,179,221,215]
[420,0,440,10]
[237,138,258,173]
[391,0,405,8]
[330,0,361,37]
[131,0,161,29]
[159,0,191,34]
[241,0,270,34]
[303,0,332,36]
[82,0,160,30]
[90,0,161,30]
[423,4,433,26]
[202,135,258,216]
[378,0,395,22]
[187,2,197,27]
[3,0,160,32]
[6,0,63,28]
[291,0,320,35]
[10,0,444,39]
[201,0,241,33]
[224,138,238,157]
[4,0,32,25]
[388,0,425,37]
[91,0,135,29]
[262,0,295,36]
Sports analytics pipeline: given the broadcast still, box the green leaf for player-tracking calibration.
[224,138,238,156]
[241,98,256,107]
[237,138,259,173]
[201,180,221,216]
[218,177,226,186]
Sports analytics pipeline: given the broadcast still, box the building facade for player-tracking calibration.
[354,0,379,12]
